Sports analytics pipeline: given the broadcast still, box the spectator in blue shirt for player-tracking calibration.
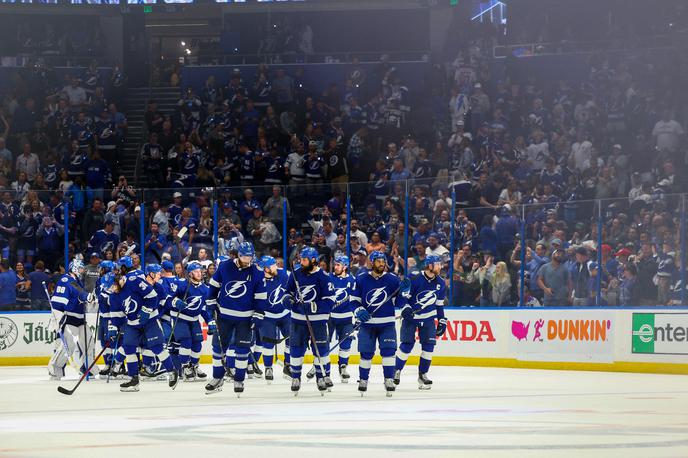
[0,260,16,309]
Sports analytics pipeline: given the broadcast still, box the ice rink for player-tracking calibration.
[1,364,687,458]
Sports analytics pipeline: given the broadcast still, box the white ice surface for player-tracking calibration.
[1,365,687,458]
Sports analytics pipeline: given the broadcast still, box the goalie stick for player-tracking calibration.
[57,340,111,395]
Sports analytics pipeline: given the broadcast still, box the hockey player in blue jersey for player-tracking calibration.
[350,251,410,396]
[287,246,335,395]
[254,255,294,382]
[329,255,357,382]
[205,241,266,396]
[95,260,118,377]
[394,254,447,390]
[117,257,179,392]
[48,259,98,379]
[172,262,215,381]
[306,254,356,383]
[139,263,174,379]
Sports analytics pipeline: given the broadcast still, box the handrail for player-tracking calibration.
[133,59,154,189]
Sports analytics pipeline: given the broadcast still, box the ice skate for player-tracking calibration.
[99,366,111,379]
[120,376,140,392]
[324,376,333,392]
[306,366,316,380]
[194,365,207,379]
[251,361,263,378]
[418,373,433,390]
[265,367,274,383]
[234,380,244,397]
[393,369,401,385]
[291,377,301,396]
[339,364,350,383]
[384,378,396,397]
[205,377,224,395]
[316,377,327,395]
[183,363,195,381]
[168,370,179,390]
[283,363,292,380]
[358,379,368,396]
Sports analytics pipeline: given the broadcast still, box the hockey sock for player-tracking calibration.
[324,361,331,377]
[290,356,303,379]
[234,352,248,381]
[178,346,191,366]
[190,346,201,366]
[253,348,263,364]
[359,353,373,380]
[263,353,273,367]
[382,356,395,379]
[419,348,433,374]
[226,348,236,369]
[339,347,350,367]
[125,353,138,377]
[212,350,225,379]
[395,342,414,371]
[142,349,156,371]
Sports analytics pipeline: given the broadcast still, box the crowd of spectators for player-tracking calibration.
[1,21,687,311]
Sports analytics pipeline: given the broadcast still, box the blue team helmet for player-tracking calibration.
[118,256,133,269]
[300,246,318,261]
[334,255,350,266]
[369,251,386,263]
[237,241,255,258]
[424,254,442,267]
[68,259,85,275]
[161,260,175,271]
[257,255,277,269]
[146,264,162,275]
[99,260,116,272]
[187,261,203,272]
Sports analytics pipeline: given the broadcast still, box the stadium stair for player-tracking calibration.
[121,86,181,186]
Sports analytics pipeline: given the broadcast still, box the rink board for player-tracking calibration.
[0,309,687,374]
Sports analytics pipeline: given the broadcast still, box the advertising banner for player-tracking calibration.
[509,310,614,363]
[632,313,688,355]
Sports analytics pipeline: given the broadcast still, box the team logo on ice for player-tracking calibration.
[366,287,388,307]
[224,281,248,299]
[298,285,317,303]
[416,290,437,308]
[269,285,285,306]
[0,317,18,351]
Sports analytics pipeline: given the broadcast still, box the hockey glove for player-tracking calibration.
[207,320,217,336]
[107,323,119,342]
[281,294,295,309]
[436,318,448,337]
[355,307,371,323]
[172,298,188,310]
[400,305,415,321]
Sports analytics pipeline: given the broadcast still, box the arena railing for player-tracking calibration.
[0,184,686,311]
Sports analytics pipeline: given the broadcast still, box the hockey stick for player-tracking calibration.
[57,340,110,395]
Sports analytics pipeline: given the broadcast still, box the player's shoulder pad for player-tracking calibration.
[60,276,69,283]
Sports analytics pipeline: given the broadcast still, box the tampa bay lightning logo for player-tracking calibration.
[224,281,247,298]
[416,290,437,308]
[174,214,182,225]
[123,297,139,315]
[186,296,203,312]
[269,285,284,306]
[329,155,339,167]
[365,287,388,307]
[298,284,317,303]
[334,287,348,303]
[102,241,115,253]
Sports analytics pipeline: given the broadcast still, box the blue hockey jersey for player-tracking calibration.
[256,268,294,319]
[330,272,357,322]
[174,280,212,323]
[207,259,265,321]
[119,273,159,328]
[351,271,401,327]
[404,271,446,320]
[50,274,89,325]
[288,267,335,323]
